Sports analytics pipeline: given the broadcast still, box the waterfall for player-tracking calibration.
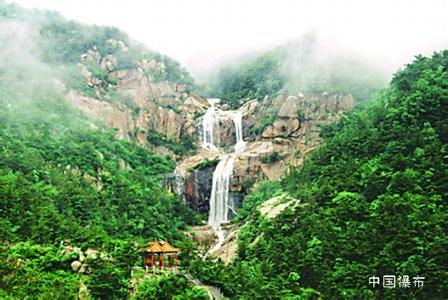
[233,111,246,153]
[208,155,234,226]
[195,99,246,226]
[202,107,218,151]
[202,100,220,151]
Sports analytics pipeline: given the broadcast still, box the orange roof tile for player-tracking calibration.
[145,240,162,253]
[160,240,180,253]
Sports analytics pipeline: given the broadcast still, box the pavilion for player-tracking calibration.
[143,239,180,272]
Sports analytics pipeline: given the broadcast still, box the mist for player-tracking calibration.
[0,20,53,111]
[10,0,448,79]
[0,12,86,133]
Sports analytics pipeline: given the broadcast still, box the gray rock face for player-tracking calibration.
[101,54,117,72]
[67,45,208,159]
[69,46,356,218]
[278,96,300,117]
[262,117,301,138]
[175,92,355,204]
[183,165,216,214]
[67,83,207,159]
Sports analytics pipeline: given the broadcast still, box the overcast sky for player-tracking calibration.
[10,0,448,76]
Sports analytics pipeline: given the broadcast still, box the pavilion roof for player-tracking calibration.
[143,239,180,253]
[160,240,180,253]
[144,240,162,253]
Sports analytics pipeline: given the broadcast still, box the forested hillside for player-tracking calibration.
[1,1,447,299]
[188,52,448,298]
[0,1,206,298]
[202,34,388,108]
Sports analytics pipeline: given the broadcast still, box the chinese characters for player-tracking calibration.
[368,275,425,289]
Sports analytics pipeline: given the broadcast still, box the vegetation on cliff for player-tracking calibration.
[189,51,448,298]
[0,51,204,299]
[1,1,447,298]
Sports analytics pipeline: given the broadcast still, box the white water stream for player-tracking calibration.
[202,107,219,151]
[233,111,246,154]
[202,99,245,226]
[202,99,245,255]
[208,155,234,226]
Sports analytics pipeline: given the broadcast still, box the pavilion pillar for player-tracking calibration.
[149,255,154,268]
[159,253,164,271]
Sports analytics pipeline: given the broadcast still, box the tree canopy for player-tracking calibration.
[188,51,448,299]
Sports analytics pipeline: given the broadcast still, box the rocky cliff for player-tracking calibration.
[62,41,354,218]
[65,43,209,158]
[174,92,354,213]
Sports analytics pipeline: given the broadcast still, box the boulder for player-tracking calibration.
[71,261,82,272]
[188,226,216,246]
[61,245,74,256]
[79,252,85,263]
[269,94,288,111]
[149,107,184,141]
[78,264,87,274]
[278,96,300,117]
[258,193,298,219]
[85,248,99,260]
[184,95,209,114]
[239,99,258,116]
[210,227,239,264]
[221,103,230,110]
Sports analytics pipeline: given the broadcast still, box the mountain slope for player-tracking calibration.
[1,0,204,161]
[202,34,388,108]
[0,1,205,298]
[188,51,448,298]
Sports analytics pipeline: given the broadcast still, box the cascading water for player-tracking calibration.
[204,103,246,227]
[233,111,246,154]
[202,107,219,151]
[205,105,246,227]
[208,155,235,226]
[197,99,246,255]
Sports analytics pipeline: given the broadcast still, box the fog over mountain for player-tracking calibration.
[1,1,447,298]
[12,0,448,77]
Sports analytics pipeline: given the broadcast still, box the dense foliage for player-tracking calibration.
[131,273,208,299]
[204,34,387,108]
[205,52,286,108]
[0,242,79,298]
[0,67,203,298]
[2,1,447,298]
[0,2,203,297]
[0,92,199,245]
[147,131,196,158]
[189,51,448,298]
